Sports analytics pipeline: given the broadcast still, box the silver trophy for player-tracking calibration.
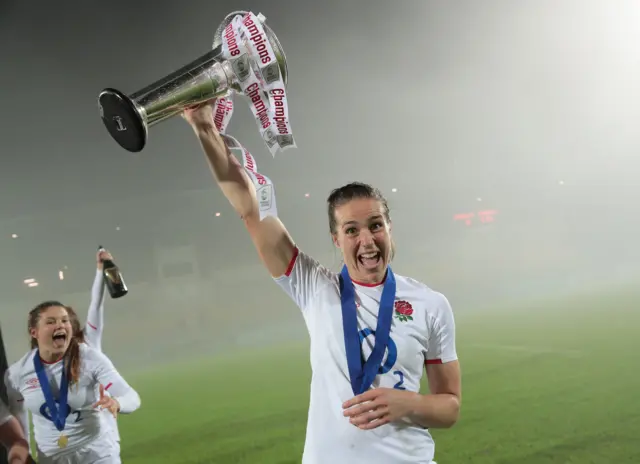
[98,11,288,153]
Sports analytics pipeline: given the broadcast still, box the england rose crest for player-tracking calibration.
[394,300,414,322]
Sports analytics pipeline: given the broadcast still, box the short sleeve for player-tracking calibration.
[273,247,333,312]
[425,293,458,365]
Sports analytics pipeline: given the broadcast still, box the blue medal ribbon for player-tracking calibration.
[33,351,69,432]
[340,264,396,396]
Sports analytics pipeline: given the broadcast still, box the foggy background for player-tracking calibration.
[0,0,638,370]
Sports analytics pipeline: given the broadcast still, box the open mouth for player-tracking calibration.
[358,251,381,269]
[52,332,67,346]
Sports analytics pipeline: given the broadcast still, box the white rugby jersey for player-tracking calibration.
[274,248,458,464]
[4,343,140,460]
[84,269,120,443]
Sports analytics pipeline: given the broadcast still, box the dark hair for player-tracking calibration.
[326,182,391,235]
[64,306,86,344]
[327,182,395,261]
[28,301,82,385]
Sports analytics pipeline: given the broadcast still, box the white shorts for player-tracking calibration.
[37,434,121,464]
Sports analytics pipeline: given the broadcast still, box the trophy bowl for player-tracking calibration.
[98,11,288,153]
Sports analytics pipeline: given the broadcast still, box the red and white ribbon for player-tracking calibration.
[222,133,278,221]
[214,11,295,220]
[221,12,296,156]
[212,96,278,220]
[211,96,234,133]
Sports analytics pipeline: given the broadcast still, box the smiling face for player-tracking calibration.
[30,305,72,359]
[331,197,393,285]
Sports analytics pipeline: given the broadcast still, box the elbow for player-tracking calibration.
[6,440,30,463]
[0,417,29,449]
[8,437,29,451]
[131,391,142,412]
[117,391,141,414]
[439,416,459,429]
[441,396,461,429]
[425,394,460,429]
[412,393,461,429]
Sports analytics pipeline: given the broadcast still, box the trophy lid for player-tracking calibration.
[212,11,288,86]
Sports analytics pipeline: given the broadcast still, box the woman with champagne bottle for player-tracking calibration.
[82,248,127,352]
[59,248,127,459]
[62,248,128,450]
[3,250,138,463]
[80,248,126,451]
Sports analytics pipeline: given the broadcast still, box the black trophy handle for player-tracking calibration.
[98,88,147,153]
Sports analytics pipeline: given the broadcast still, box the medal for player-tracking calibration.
[34,351,70,446]
[340,265,396,396]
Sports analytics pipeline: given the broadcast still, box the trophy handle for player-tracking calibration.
[98,88,148,153]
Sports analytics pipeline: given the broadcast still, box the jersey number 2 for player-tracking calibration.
[40,402,83,423]
[359,328,408,391]
[393,370,407,390]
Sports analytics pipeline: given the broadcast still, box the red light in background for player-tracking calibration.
[454,210,499,226]
[453,213,475,227]
[478,210,498,223]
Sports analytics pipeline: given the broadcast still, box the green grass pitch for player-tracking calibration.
[114,288,639,464]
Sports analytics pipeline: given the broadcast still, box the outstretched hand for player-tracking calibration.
[92,384,120,419]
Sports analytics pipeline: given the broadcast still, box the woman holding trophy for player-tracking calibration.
[182,100,461,464]
[96,7,460,463]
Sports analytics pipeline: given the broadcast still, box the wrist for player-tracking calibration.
[192,121,217,135]
[405,391,425,419]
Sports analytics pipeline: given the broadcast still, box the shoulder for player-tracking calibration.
[79,343,105,361]
[394,274,452,317]
[8,349,36,375]
[6,349,36,385]
[275,247,337,284]
[79,343,113,376]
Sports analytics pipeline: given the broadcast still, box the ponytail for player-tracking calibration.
[64,336,82,385]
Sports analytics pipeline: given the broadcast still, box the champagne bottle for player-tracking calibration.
[98,245,128,299]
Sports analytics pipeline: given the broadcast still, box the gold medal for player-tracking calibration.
[57,434,68,449]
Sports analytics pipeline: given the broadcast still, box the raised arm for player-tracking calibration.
[183,103,296,278]
[84,250,108,351]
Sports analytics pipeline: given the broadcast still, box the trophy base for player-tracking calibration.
[99,88,147,153]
